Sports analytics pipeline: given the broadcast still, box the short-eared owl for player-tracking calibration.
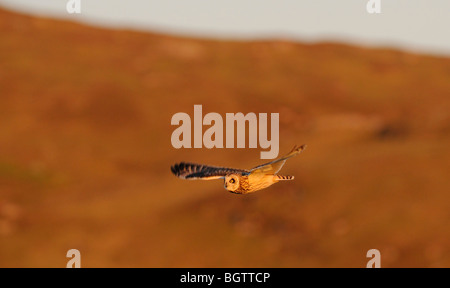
[171,144,306,194]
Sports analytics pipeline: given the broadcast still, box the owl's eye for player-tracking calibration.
[230,178,236,184]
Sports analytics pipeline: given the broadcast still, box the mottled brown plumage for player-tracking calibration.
[171,144,306,194]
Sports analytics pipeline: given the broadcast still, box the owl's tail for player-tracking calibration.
[275,175,294,181]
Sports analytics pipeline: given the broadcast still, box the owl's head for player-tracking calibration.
[224,174,240,192]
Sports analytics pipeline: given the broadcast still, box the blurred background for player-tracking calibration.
[0,1,449,267]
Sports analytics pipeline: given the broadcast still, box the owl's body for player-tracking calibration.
[225,174,294,194]
[171,145,306,194]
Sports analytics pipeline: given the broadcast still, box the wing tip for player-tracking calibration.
[288,144,307,156]
[171,162,230,180]
[295,144,307,153]
[171,162,204,179]
[170,162,185,178]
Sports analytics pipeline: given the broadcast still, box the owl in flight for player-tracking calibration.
[171,144,306,194]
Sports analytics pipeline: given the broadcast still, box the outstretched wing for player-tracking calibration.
[249,144,307,176]
[171,162,248,180]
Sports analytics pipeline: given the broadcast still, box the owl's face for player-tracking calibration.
[224,174,240,192]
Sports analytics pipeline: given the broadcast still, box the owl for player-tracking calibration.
[171,144,306,194]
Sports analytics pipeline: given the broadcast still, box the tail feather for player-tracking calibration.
[276,175,294,181]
